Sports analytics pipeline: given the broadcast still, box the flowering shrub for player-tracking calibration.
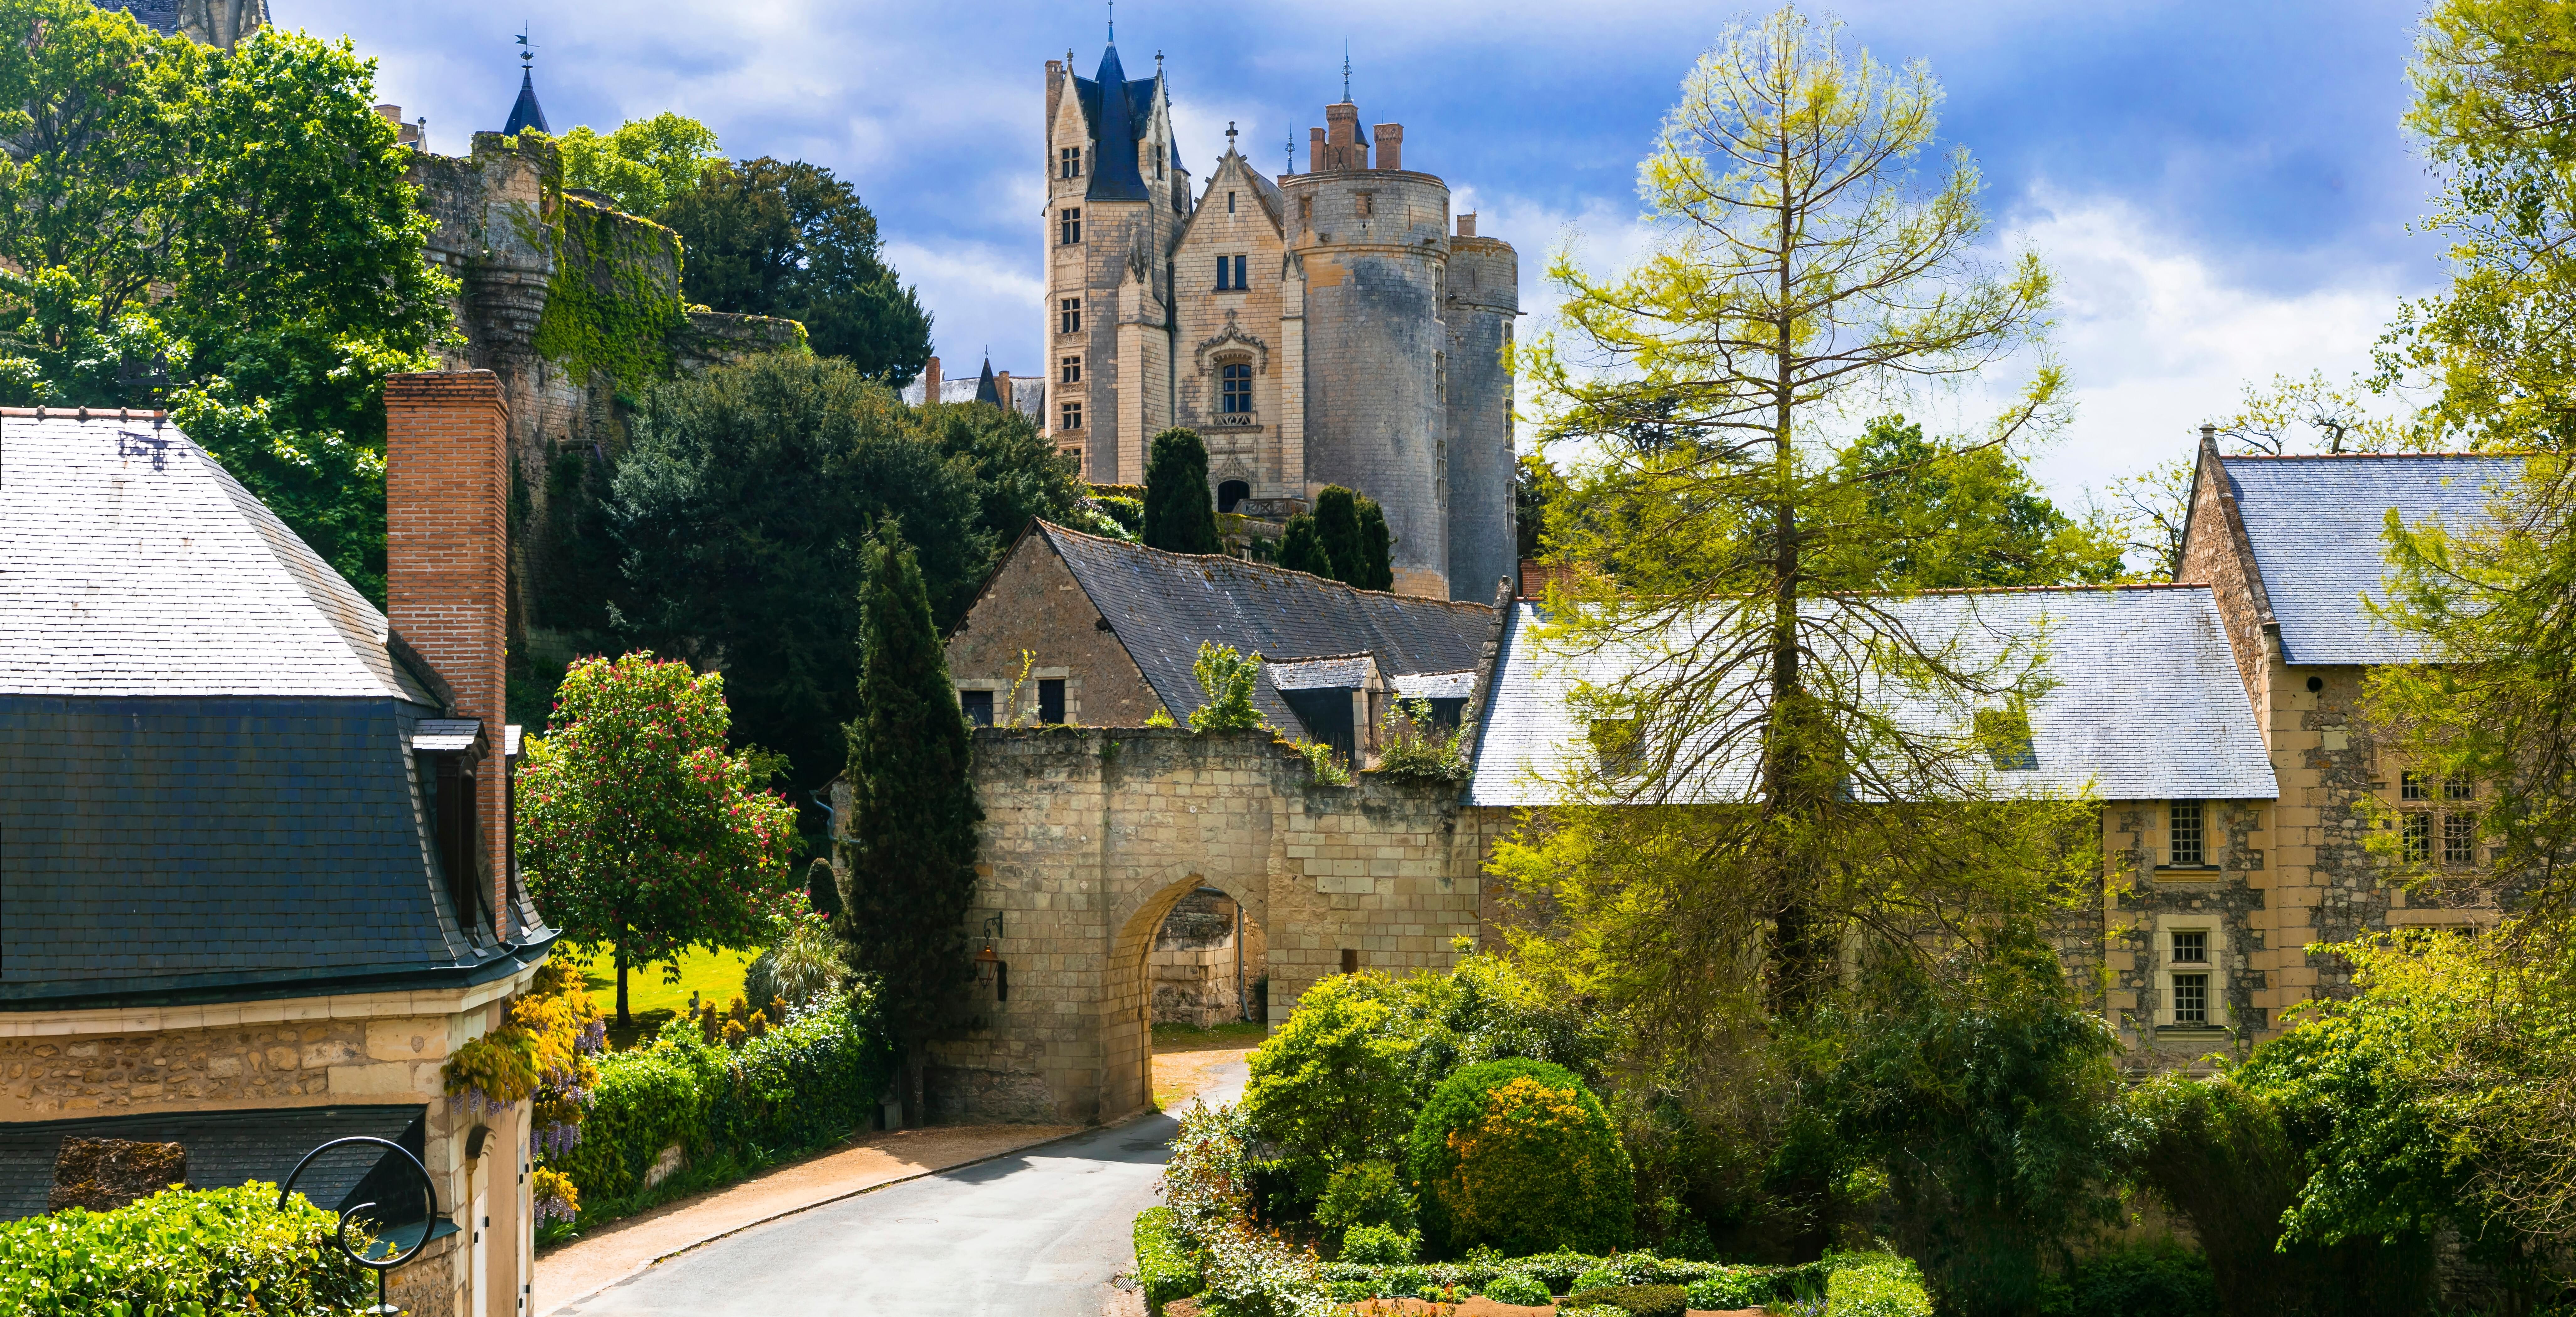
[1408,1060,1633,1257]
[531,1167,580,1227]
[439,957,603,1155]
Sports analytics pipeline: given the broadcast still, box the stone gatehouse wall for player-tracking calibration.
[924,727,1502,1124]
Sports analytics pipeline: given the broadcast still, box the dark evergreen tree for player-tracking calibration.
[840,533,982,1123]
[1276,513,1334,578]
[1142,427,1221,554]
[1313,486,1368,587]
[1354,496,1395,591]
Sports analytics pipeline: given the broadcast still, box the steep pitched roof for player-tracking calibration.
[0,415,434,702]
[2214,453,2524,665]
[1469,585,2276,807]
[1077,44,1157,202]
[1034,523,1493,729]
[504,67,549,136]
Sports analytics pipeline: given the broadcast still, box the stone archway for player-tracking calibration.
[1100,866,1267,1118]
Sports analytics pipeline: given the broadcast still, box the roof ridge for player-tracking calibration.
[1036,519,1497,612]
[2220,451,2531,461]
[1905,582,2214,596]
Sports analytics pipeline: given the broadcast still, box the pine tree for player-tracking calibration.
[1313,486,1368,586]
[840,533,983,1122]
[1276,513,1334,578]
[1142,427,1221,553]
[1355,496,1395,591]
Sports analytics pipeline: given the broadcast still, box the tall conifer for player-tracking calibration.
[1313,486,1368,587]
[840,533,982,1121]
[1277,513,1333,578]
[1355,497,1395,591]
[1142,427,1221,553]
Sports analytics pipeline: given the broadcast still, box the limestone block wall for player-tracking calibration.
[1172,154,1291,498]
[1150,890,1269,1025]
[1443,235,1519,604]
[944,530,1164,726]
[925,727,1484,1125]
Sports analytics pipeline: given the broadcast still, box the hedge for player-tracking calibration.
[542,988,893,1230]
[1314,1250,1829,1299]
[1134,1206,1203,1308]
[1824,1251,1933,1317]
[0,1183,371,1316]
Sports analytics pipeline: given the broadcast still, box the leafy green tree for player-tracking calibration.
[1831,415,2121,589]
[1142,427,1221,553]
[659,157,931,382]
[908,398,1086,548]
[1408,1058,1633,1257]
[611,353,990,797]
[1243,973,1414,1195]
[517,653,804,1025]
[0,7,453,601]
[838,533,984,1123]
[1355,497,1394,591]
[1820,924,2121,1317]
[558,112,722,217]
[1187,641,1266,732]
[1276,513,1333,577]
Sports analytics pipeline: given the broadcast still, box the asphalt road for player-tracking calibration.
[557,1059,1248,1317]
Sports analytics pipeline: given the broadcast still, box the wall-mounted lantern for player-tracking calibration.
[974,912,1008,1002]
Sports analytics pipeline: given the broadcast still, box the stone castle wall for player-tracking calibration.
[908,727,1496,1125]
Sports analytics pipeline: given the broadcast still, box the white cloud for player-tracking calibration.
[884,238,1046,371]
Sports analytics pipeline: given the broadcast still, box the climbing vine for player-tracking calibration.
[531,195,687,388]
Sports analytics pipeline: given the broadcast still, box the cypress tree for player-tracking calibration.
[1142,427,1221,554]
[1355,496,1395,591]
[840,532,983,1123]
[1277,513,1334,578]
[1313,486,1368,587]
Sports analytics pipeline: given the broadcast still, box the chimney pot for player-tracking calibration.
[922,355,942,405]
[1456,212,1476,238]
[1373,124,1403,171]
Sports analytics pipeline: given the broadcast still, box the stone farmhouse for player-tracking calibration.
[0,376,552,1317]
[920,444,2528,1122]
[1042,38,1520,602]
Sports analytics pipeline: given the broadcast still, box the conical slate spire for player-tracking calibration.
[1085,43,1149,202]
[504,67,549,136]
[974,358,1001,406]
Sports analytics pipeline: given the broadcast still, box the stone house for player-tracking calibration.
[0,374,553,1317]
[1042,38,1519,600]
[944,520,1495,762]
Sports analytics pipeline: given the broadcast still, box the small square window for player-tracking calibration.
[2445,811,2477,865]
[1060,298,1082,334]
[1060,146,1082,180]
[1059,208,1082,245]
[2172,930,2207,964]
[1038,679,1066,725]
[2172,973,2209,1027]
[2403,812,2433,863]
[1060,400,1083,431]
[2401,771,2427,801]
[2445,777,2473,801]
[1060,354,1081,384]
[2167,800,2205,867]
[959,690,994,727]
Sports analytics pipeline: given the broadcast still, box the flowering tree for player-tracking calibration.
[518,653,804,1024]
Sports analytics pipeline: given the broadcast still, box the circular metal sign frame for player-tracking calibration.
[276,1134,441,1273]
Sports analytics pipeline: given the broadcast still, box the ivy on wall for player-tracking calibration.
[533,196,687,388]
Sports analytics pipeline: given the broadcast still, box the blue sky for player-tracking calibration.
[290,0,2443,503]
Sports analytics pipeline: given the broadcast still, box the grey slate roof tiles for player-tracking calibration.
[1037,522,1494,731]
[1468,586,2276,807]
[0,1104,424,1222]
[2219,453,2525,665]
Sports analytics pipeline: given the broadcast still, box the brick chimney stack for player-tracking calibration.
[1374,124,1402,171]
[386,370,510,934]
[922,355,943,404]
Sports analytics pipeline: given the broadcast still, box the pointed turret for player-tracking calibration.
[504,67,549,136]
[1086,44,1150,202]
[974,358,1001,406]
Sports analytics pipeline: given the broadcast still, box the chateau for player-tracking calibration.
[1041,40,1520,602]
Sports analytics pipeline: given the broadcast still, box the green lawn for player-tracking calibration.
[567,944,765,1051]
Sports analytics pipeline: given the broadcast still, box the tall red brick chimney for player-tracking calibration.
[385,370,510,934]
[921,355,942,405]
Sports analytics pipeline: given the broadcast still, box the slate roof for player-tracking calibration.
[2215,454,2525,665]
[504,67,549,137]
[0,416,434,702]
[1031,522,1494,730]
[0,1104,423,1222]
[1075,44,1160,202]
[0,413,542,1007]
[94,0,180,34]
[1468,585,2276,807]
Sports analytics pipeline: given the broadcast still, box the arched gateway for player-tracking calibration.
[848,728,1505,1125]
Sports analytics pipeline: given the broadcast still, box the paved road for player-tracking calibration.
[558,1060,1247,1317]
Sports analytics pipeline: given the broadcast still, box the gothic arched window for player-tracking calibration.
[1220,363,1253,414]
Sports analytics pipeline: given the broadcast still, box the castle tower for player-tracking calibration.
[1444,215,1519,602]
[1280,99,1458,599]
[1043,42,1192,483]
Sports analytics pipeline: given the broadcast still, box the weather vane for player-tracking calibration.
[516,22,534,67]
[1226,120,1237,152]
[1107,0,1114,43]
[1343,39,1351,103]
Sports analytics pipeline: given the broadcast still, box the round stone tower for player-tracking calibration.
[1443,219,1520,603]
[1283,102,1454,599]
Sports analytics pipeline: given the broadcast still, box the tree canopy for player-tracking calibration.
[0,3,452,601]
[516,653,804,1024]
[558,112,724,218]
[658,156,932,384]
[1829,415,2122,589]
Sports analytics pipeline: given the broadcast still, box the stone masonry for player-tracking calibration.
[900,728,1504,1125]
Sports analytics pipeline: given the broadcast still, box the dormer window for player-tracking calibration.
[1060,146,1082,180]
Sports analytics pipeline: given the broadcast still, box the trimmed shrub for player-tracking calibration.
[542,988,892,1227]
[1571,1265,1627,1292]
[1132,1206,1202,1306]
[1317,1158,1415,1235]
[1480,1272,1552,1305]
[1825,1251,1933,1317]
[0,1183,371,1315]
[1408,1058,1632,1257]
[1567,1283,1686,1317]
[1339,1223,1419,1264]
